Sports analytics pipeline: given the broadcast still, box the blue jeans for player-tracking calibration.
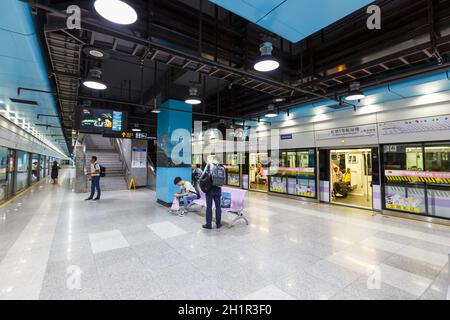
[180,194,198,209]
[90,176,101,199]
[206,187,222,226]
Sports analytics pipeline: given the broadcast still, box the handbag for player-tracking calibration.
[170,196,180,211]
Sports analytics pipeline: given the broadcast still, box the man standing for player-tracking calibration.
[86,156,101,201]
[200,156,225,230]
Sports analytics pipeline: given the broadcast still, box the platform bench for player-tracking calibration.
[192,186,249,228]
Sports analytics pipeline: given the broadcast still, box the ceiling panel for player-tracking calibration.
[0,0,68,156]
[210,0,374,42]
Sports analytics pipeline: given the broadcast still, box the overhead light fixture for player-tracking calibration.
[185,87,201,105]
[273,98,285,103]
[265,104,278,118]
[83,68,107,90]
[151,98,161,113]
[345,82,365,101]
[132,124,141,132]
[94,0,138,25]
[83,47,108,59]
[254,42,280,72]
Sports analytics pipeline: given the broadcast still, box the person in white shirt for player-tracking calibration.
[86,156,101,201]
[174,177,198,216]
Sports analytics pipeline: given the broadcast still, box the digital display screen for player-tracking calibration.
[79,107,125,132]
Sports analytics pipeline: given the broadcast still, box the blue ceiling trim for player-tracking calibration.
[0,0,67,155]
[209,0,374,43]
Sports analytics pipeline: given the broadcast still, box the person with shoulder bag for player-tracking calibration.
[199,156,225,229]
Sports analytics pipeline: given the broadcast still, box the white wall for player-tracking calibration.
[0,116,64,158]
[193,92,450,152]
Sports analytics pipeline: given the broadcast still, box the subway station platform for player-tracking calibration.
[0,169,448,300]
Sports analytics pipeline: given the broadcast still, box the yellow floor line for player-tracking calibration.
[0,178,47,209]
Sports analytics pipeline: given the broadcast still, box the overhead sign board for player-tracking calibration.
[103,131,153,140]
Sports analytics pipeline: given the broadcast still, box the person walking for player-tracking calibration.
[199,156,225,230]
[86,156,101,201]
[50,161,60,184]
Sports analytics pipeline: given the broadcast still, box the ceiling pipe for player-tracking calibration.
[17,87,272,125]
[22,1,354,109]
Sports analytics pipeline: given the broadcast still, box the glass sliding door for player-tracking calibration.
[225,153,241,187]
[270,148,317,198]
[15,151,30,193]
[31,153,39,183]
[424,144,450,219]
[0,147,8,202]
[40,155,46,179]
[382,143,450,219]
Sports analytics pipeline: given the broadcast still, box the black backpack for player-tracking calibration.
[99,165,106,177]
[199,172,212,193]
[210,163,226,187]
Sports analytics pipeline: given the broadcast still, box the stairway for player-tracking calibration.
[84,135,128,191]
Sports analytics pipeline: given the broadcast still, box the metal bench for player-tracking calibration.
[192,186,249,227]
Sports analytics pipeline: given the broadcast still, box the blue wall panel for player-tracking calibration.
[156,100,193,204]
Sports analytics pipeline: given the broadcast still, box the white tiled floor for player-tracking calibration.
[89,230,130,254]
[147,222,187,239]
[0,168,449,300]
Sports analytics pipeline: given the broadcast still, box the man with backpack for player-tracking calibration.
[199,156,225,229]
[86,155,102,201]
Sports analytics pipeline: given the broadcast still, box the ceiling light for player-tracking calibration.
[94,0,138,25]
[265,104,278,118]
[151,98,161,113]
[185,87,201,105]
[89,49,104,58]
[345,82,365,101]
[132,123,141,132]
[273,98,285,103]
[83,68,107,90]
[254,42,279,72]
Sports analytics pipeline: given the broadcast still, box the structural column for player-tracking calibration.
[156,100,192,205]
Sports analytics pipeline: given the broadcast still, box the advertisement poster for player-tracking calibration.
[131,148,147,168]
[227,173,240,187]
[296,184,315,198]
[385,193,422,213]
[221,192,232,208]
[270,177,286,193]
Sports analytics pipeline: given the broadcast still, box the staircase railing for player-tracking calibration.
[147,155,156,190]
[114,138,131,187]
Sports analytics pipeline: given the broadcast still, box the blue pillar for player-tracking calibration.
[156,100,192,205]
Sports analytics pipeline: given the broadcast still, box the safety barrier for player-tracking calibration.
[192,186,249,227]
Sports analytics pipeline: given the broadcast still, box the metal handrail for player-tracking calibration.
[114,138,131,185]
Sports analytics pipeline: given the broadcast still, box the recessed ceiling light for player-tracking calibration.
[94,0,138,25]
